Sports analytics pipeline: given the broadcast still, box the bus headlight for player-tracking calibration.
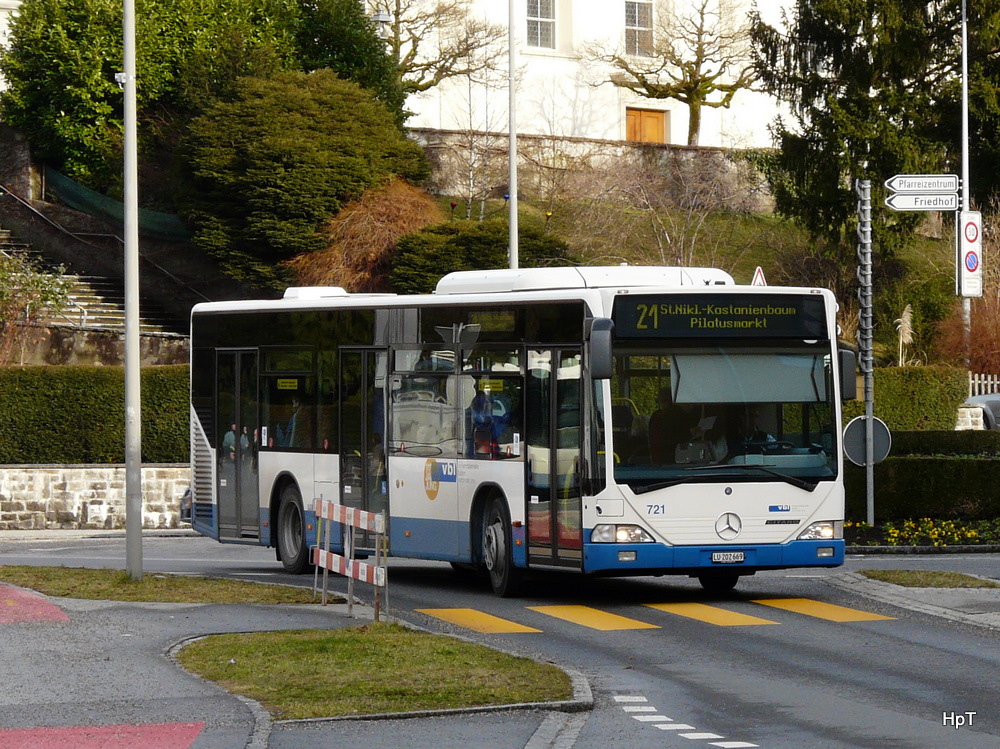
[591,524,655,543]
[798,521,843,541]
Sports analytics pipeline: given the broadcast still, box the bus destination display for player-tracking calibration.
[613,293,826,339]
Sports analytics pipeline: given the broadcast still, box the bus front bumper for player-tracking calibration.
[582,539,845,575]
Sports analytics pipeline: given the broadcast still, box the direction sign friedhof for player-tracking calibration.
[885,193,958,211]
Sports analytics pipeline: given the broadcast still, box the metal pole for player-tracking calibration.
[507,0,519,269]
[961,0,972,351]
[856,180,875,526]
[123,0,143,580]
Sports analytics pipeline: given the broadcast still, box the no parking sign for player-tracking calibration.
[958,210,983,298]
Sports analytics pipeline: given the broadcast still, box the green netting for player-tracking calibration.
[44,166,190,242]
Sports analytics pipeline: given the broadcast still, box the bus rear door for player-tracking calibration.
[216,349,260,540]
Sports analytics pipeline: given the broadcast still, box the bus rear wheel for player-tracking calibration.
[698,571,740,594]
[277,483,311,574]
[483,498,521,597]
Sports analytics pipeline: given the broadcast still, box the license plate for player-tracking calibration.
[711,551,745,564]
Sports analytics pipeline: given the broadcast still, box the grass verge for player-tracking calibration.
[2,566,572,717]
[0,565,320,604]
[176,622,572,719]
[858,569,1000,588]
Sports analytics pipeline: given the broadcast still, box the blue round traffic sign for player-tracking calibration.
[965,251,979,273]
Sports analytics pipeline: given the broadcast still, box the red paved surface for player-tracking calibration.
[0,722,204,748]
[0,583,70,623]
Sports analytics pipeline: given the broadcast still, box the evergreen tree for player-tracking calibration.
[181,70,427,290]
[751,0,1000,259]
[295,0,405,121]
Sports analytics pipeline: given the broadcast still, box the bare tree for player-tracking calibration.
[370,0,506,95]
[588,0,757,146]
[561,147,765,268]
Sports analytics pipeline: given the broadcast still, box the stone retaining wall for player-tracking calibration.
[0,464,188,530]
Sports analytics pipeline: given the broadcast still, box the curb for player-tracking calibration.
[846,544,1000,554]
[828,571,1000,633]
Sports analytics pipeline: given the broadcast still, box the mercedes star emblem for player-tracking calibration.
[715,512,742,540]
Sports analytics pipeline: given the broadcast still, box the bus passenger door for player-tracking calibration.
[526,348,583,569]
[216,349,260,540]
[339,348,388,548]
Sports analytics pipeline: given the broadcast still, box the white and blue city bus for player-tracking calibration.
[189,266,855,595]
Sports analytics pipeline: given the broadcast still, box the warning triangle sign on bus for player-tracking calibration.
[751,266,767,286]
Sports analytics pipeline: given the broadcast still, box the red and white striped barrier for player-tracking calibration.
[312,548,386,587]
[314,500,385,534]
[312,499,387,619]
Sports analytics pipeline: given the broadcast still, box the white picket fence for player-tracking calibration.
[969,372,1000,397]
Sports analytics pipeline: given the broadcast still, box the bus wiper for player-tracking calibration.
[682,463,818,492]
[632,477,688,494]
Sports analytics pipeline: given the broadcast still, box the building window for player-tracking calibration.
[625,1,653,56]
[626,108,667,143]
[527,0,555,49]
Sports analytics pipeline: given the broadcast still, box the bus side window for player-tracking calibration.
[262,378,314,450]
[390,374,461,457]
[464,376,523,460]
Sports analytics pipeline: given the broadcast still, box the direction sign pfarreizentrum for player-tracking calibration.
[884,174,960,193]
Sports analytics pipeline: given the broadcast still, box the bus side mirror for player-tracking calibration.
[839,349,857,401]
[590,318,614,380]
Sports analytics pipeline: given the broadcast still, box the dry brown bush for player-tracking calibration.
[936,295,1000,372]
[284,178,443,291]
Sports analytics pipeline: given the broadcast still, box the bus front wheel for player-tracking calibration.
[698,571,740,594]
[483,498,521,597]
[277,484,311,574]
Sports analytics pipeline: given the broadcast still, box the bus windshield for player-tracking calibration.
[610,342,838,492]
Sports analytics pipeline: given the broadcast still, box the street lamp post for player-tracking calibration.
[123,0,143,580]
[508,0,518,269]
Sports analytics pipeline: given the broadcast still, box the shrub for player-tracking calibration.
[0,365,188,464]
[284,177,444,292]
[842,365,967,429]
[845,457,1000,522]
[181,70,428,289]
[390,219,579,294]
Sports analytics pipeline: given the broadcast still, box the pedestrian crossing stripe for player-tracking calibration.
[417,608,542,633]
[751,598,895,622]
[527,605,660,630]
[418,598,894,633]
[645,602,780,626]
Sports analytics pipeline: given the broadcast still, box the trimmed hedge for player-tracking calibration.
[845,429,1000,522]
[846,458,1000,522]
[889,430,1000,457]
[842,365,968,430]
[0,365,188,464]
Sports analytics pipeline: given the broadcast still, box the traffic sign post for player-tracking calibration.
[957,210,983,298]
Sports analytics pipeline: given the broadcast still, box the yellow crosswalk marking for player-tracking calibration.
[527,605,660,630]
[416,608,542,633]
[645,602,780,626]
[752,598,895,622]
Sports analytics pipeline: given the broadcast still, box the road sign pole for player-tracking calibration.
[856,179,875,526]
[960,0,975,352]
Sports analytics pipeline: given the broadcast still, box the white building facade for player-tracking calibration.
[402,0,789,150]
